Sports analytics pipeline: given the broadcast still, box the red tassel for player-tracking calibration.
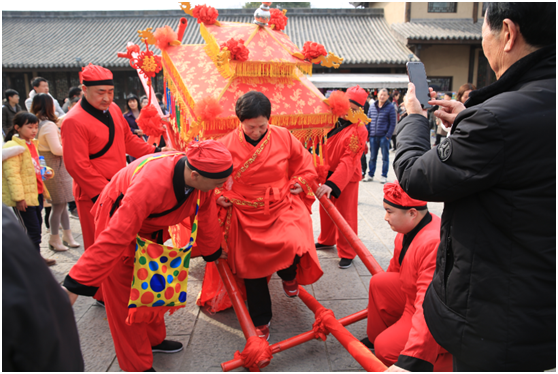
[194,96,223,122]
[137,104,165,139]
[328,90,350,117]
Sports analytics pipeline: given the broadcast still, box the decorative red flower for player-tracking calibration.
[269,8,288,31]
[192,4,219,25]
[302,41,327,61]
[220,38,250,62]
[132,50,162,79]
[137,104,165,138]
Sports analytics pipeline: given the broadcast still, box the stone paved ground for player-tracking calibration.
[44,151,444,372]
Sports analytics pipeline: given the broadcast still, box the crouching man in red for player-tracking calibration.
[361,182,452,372]
[62,141,233,372]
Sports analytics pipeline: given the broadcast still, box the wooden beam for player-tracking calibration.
[473,2,479,23]
[405,2,411,23]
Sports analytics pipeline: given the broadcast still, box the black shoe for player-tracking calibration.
[152,340,184,354]
[96,300,105,308]
[144,368,156,372]
[338,258,353,269]
[360,337,374,349]
[315,242,335,250]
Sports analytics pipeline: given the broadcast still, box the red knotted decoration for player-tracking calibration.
[328,90,351,117]
[269,8,288,31]
[312,307,336,341]
[233,336,273,371]
[302,41,327,61]
[192,4,219,25]
[220,38,250,62]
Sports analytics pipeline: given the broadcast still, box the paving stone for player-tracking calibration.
[265,332,330,372]
[73,296,95,324]
[268,279,318,334]
[165,280,202,336]
[312,258,368,301]
[176,308,245,372]
[77,305,114,372]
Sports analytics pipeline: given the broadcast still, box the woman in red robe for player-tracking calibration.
[62,141,232,372]
[211,91,323,340]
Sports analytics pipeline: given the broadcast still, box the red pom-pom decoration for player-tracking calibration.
[302,41,327,61]
[194,96,223,122]
[154,25,178,51]
[192,4,219,25]
[220,38,250,62]
[137,104,165,138]
[328,90,350,117]
[269,8,288,31]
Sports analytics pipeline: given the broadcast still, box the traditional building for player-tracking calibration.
[356,2,495,91]
[2,7,415,109]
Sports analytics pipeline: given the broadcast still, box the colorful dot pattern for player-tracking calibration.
[127,155,201,310]
[128,236,192,309]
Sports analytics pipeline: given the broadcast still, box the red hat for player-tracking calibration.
[346,85,368,107]
[79,63,114,86]
[383,181,427,210]
[186,140,233,179]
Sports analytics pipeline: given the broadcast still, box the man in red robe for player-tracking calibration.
[61,64,170,254]
[360,182,452,372]
[206,91,322,340]
[315,85,369,269]
[62,141,232,372]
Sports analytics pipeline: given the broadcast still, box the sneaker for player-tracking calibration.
[363,175,373,182]
[255,323,270,341]
[315,242,335,250]
[96,300,106,308]
[380,177,387,184]
[338,258,353,269]
[70,208,79,220]
[152,340,184,353]
[282,279,299,298]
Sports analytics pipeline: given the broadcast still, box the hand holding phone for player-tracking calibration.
[406,62,432,109]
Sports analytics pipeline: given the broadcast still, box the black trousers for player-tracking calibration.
[18,194,43,252]
[244,255,300,327]
[360,152,367,177]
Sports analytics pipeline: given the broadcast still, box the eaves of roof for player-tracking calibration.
[391,18,483,42]
[2,9,416,69]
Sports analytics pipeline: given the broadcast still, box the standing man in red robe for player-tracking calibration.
[360,182,452,372]
[315,85,369,269]
[61,64,171,304]
[62,141,232,372]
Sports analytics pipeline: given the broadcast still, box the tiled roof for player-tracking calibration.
[391,19,483,42]
[2,8,415,69]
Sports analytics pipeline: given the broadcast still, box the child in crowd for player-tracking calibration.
[2,112,55,266]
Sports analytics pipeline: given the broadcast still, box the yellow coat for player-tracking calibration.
[2,136,51,206]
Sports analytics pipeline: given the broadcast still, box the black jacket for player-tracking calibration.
[2,102,22,135]
[393,45,556,371]
[2,205,84,371]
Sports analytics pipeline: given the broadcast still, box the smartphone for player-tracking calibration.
[406,62,432,109]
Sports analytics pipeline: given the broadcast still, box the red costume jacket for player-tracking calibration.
[66,153,222,292]
[388,213,445,366]
[324,119,368,197]
[61,97,157,203]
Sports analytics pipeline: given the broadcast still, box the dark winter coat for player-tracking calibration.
[393,45,556,371]
[366,100,397,139]
[2,102,22,135]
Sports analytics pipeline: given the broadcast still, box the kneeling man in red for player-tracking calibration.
[62,141,233,372]
[361,182,452,372]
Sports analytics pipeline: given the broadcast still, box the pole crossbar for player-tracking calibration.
[216,182,387,371]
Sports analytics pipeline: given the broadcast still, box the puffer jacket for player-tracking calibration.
[2,136,51,206]
[366,100,397,139]
[393,45,555,371]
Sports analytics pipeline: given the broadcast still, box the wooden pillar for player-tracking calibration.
[405,2,411,23]
[473,2,479,23]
